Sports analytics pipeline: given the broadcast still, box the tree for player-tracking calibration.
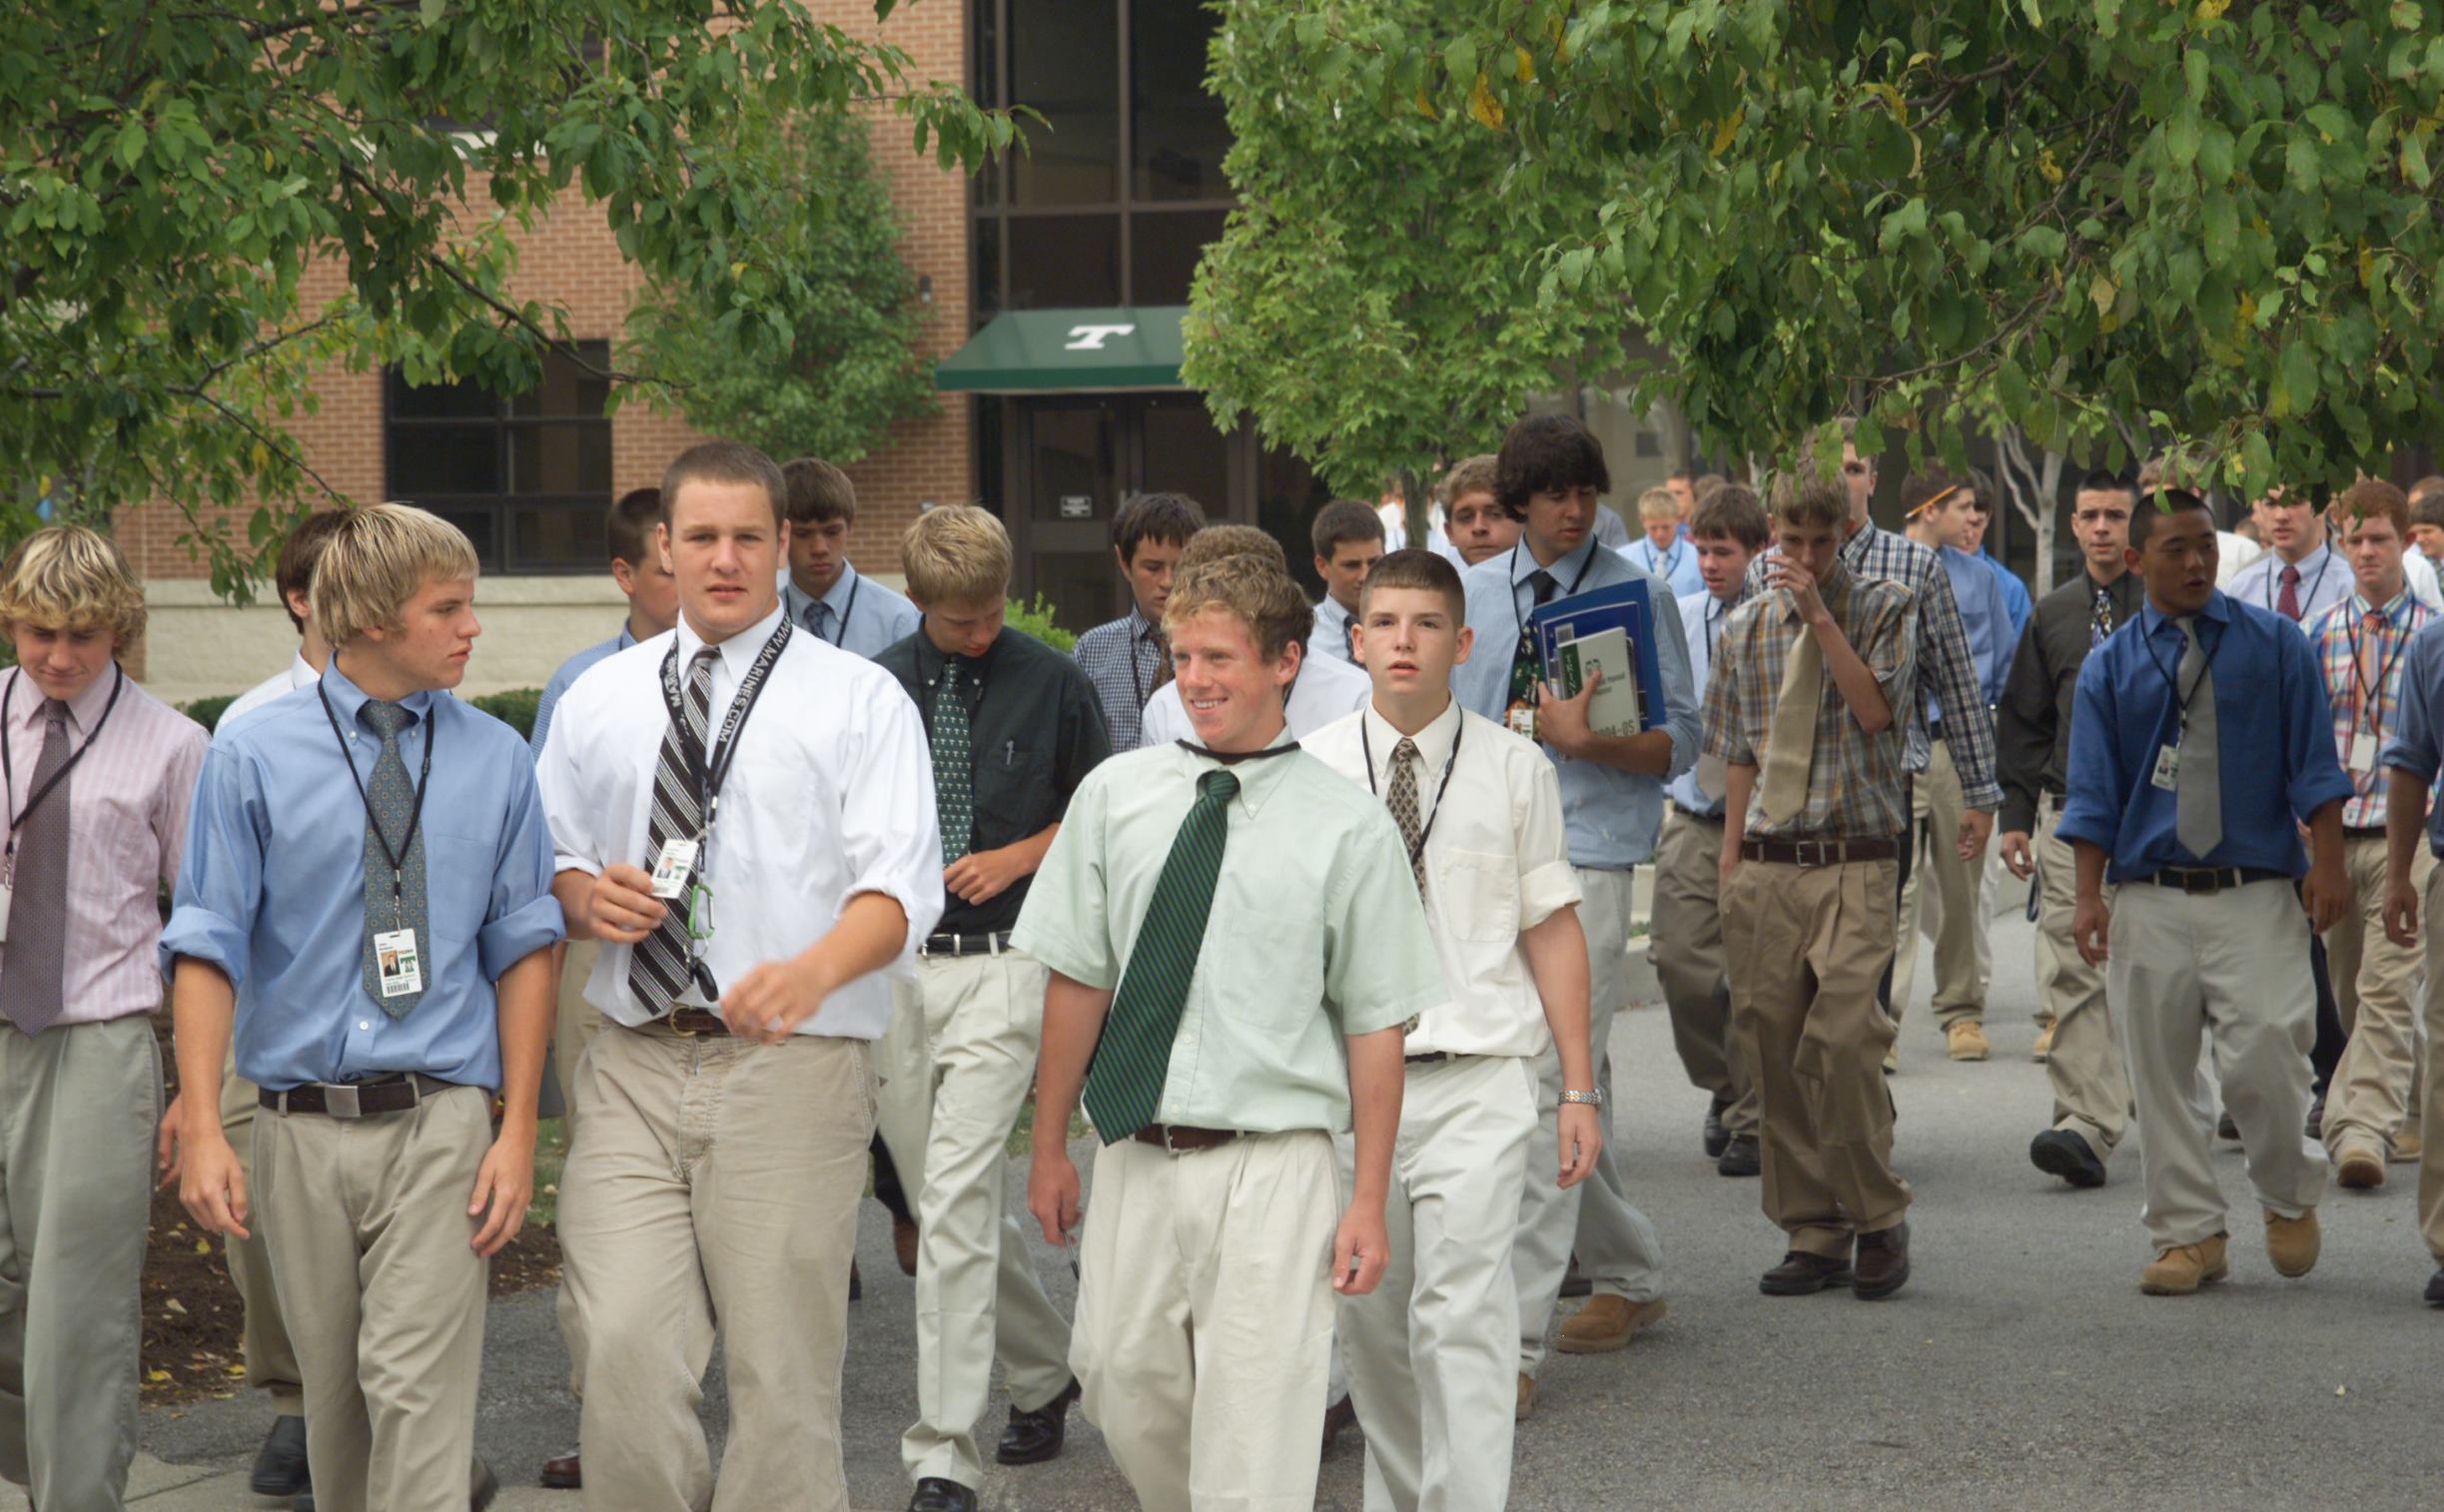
[1,0,1007,594]
[622,107,936,464]
[1280,1,2444,499]
[1991,424,2065,596]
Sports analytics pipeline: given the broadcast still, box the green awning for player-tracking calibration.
[934,307,1190,393]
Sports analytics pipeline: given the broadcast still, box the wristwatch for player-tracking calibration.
[1560,1088,1605,1108]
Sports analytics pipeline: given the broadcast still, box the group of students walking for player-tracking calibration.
[3,409,2442,1512]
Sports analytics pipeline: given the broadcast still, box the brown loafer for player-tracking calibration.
[1514,1373,1536,1422]
[1854,1222,1912,1300]
[1759,1249,1852,1295]
[539,1450,581,1490]
[893,1213,920,1277]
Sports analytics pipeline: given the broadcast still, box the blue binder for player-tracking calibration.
[1529,577,1668,733]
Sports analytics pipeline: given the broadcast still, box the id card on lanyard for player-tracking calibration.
[317,672,437,991]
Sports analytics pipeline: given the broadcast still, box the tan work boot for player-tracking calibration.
[2335,1137,2387,1190]
[2140,1233,2229,1295]
[2392,1128,2423,1163]
[1515,1373,1536,1422]
[1945,1020,1992,1062]
[1883,1045,1899,1075]
[1553,1294,1668,1354]
[2032,1019,2055,1063]
[2265,1207,2321,1277]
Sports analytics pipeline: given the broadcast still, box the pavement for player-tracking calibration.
[105,907,2444,1509]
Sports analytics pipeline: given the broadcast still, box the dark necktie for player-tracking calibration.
[803,598,833,643]
[1148,625,1173,693]
[1082,769,1238,1141]
[1,701,73,1036]
[630,647,718,1015]
[358,700,429,1018]
[1510,569,1560,707]
[2278,563,2302,621]
[933,662,975,865]
[1386,737,1426,895]
[2090,584,2114,648]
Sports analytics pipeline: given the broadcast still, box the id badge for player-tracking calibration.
[2150,744,2180,792]
[2349,730,2380,775]
[373,928,424,998]
[650,838,700,900]
[1506,702,1538,743]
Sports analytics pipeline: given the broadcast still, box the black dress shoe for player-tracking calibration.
[850,1258,863,1302]
[910,1476,980,1512]
[1854,1222,1912,1301]
[2425,1266,2444,1306]
[1759,1250,1852,1295]
[1321,1392,1360,1452]
[471,1457,500,1512]
[252,1414,311,1496]
[1702,1098,1731,1158]
[995,1377,1081,1466]
[1716,1133,1761,1177]
[539,1447,582,1489]
[2031,1129,2107,1188]
[1557,1253,1592,1298]
[2306,1096,2327,1140]
[2217,1110,2240,1141]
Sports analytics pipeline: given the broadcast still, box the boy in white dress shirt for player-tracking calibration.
[1304,548,1600,1512]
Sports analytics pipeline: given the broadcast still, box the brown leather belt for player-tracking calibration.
[1739,837,1900,868]
[619,1010,733,1037]
[1130,1124,1240,1153]
[261,1073,458,1119]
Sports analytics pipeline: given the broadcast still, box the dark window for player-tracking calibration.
[385,342,614,573]
[1008,214,1123,310]
[1130,0,1229,202]
[1130,208,1229,306]
[1009,0,1120,207]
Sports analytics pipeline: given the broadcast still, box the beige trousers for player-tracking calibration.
[1074,1130,1340,1512]
[2035,800,2129,1157]
[2108,879,2328,1249]
[1651,808,1755,1135]
[220,1051,305,1417]
[254,1082,491,1512]
[0,1015,159,1512]
[1722,858,1911,1258]
[2416,862,2444,1259]
[873,952,1074,1488]
[560,1024,872,1512]
[2323,836,2430,1153]
[1512,865,1663,1377]
[1892,738,1993,1026]
[1339,1055,1535,1512]
[550,941,601,1401]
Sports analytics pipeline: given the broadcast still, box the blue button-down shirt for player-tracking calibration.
[530,620,636,756]
[1454,539,1699,868]
[1981,549,2033,637]
[1625,536,1706,597]
[2057,591,2352,883]
[779,559,922,660]
[161,663,564,1092]
[1667,587,1730,817]
[1933,544,2015,714]
[2379,615,2444,855]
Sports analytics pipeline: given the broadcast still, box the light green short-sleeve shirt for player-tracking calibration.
[1014,736,1447,1134]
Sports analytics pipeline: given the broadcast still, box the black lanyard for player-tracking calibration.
[1508,542,1598,643]
[2,666,125,858]
[658,618,793,834]
[2260,551,2333,620]
[1362,709,1464,877]
[2140,614,2223,734]
[2343,598,2415,736]
[315,670,436,916]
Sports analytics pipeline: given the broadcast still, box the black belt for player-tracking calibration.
[2343,826,2388,840]
[1669,803,1726,824]
[1404,1051,1461,1066]
[1927,724,1946,744]
[2132,866,2291,894]
[1740,837,1901,868]
[261,1073,459,1119]
[921,931,1013,958]
[1130,1124,1240,1153]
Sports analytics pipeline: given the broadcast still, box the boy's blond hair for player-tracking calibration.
[1163,554,1312,662]
[1770,472,1850,531]
[1177,523,1287,574]
[0,525,148,647]
[310,503,480,648]
[1636,485,1679,521]
[900,505,1013,608]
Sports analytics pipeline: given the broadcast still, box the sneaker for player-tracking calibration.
[1945,1020,1991,1062]
[2140,1234,2229,1295]
[2266,1207,2321,1278]
[2335,1138,2387,1191]
[2032,1020,2055,1063]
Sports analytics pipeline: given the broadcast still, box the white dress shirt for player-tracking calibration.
[1302,699,1580,1058]
[221,651,317,731]
[1138,649,1371,746]
[534,602,944,1039]
[2213,529,2266,586]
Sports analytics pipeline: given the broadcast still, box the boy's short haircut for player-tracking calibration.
[309,503,481,648]
[1770,472,1850,531]
[2412,484,2444,531]
[1901,465,1971,519]
[1694,472,1728,502]
[606,487,664,569]
[1358,547,1465,622]
[1690,483,1770,550]
[1635,485,1678,521]
[780,455,857,527]
[273,510,354,634]
[1966,467,1998,515]
[1668,464,1696,485]
[2077,468,2137,500]
[667,440,788,526]
[1113,491,1206,563]
[2409,474,2444,508]
[1164,554,1313,661]
[1495,413,1611,513]
[2129,488,2211,550]
[1311,498,1386,558]
[2333,477,2411,538]
[1437,454,1500,507]
[1179,523,1287,574]
[0,524,149,647]
[901,504,1014,607]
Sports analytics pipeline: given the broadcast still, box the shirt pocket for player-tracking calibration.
[1435,847,1521,944]
[972,739,1052,842]
[1203,901,1325,1032]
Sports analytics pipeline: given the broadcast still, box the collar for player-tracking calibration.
[1175,725,1301,817]
[2350,585,2416,624]
[914,627,1005,686]
[1512,536,1599,587]
[1318,595,1354,624]
[820,559,862,615]
[2270,542,2332,578]
[675,601,789,682]
[8,663,124,735]
[1839,519,1881,566]
[1129,605,1161,644]
[2139,589,2232,639]
[321,657,438,729]
[615,621,640,652]
[1361,695,1460,784]
[285,650,317,690]
[2081,567,2135,598]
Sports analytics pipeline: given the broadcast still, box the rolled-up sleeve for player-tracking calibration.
[1012,773,1118,990]
[1323,810,1449,1037]
[837,682,944,976]
[1514,759,1581,929]
[477,756,566,981]
[2280,624,2354,821]
[159,744,265,990]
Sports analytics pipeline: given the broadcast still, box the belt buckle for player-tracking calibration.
[1797,840,1827,868]
[324,1083,362,1120]
[1160,1125,1194,1155]
[665,1008,697,1038]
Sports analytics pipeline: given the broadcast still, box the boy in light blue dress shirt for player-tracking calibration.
[779,454,920,657]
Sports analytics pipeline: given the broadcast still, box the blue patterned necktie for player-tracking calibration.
[359,700,428,1018]
[933,662,975,865]
[803,598,833,643]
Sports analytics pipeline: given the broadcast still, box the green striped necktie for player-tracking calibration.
[1083,768,1239,1142]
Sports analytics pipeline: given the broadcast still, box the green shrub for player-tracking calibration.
[180,694,237,734]
[1005,594,1077,654]
[470,688,541,742]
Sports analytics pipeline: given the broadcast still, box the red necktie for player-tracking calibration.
[2278,564,2301,621]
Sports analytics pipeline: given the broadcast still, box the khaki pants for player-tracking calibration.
[873,951,1074,1488]
[220,1051,306,1417]
[1512,865,1663,1377]
[2323,836,2430,1153]
[255,1082,491,1512]
[1339,1055,1534,1512]
[2415,862,2444,1259]
[550,941,600,1401]
[561,1024,872,1512]
[0,1015,159,1511]
[1892,738,1993,1027]
[1074,1130,1339,1512]
[1722,858,1911,1258]
[2109,879,2327,1249]
[2035,800,2129,1158]
[1651,808,1755,1136]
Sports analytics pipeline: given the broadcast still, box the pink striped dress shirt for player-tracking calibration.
[0,665,208,1025]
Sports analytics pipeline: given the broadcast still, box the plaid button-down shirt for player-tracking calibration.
[2308,585,2433,827]
[1706,562,1918,839]
[1073,607,1166,753]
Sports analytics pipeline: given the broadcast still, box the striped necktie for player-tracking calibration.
[629,647,718,1015]
[1081,769,1238,1141]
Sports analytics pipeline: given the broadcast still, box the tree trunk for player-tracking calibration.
[1399,465,1430,556]
[1994,426,2064,598]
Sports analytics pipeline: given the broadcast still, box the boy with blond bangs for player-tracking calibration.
[1625,484,1704,595]
[1016,551,1442,1512]
[0,527,207,1512]
[1304,548,1598,1512]
[167,503,562,1512]
[1439,454,1521,570]
[1138,524,1371,744]
[873,506,1109,1512]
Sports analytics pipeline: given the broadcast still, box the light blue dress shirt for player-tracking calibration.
[1310,596,1358,664]
[1626,536,1706,597]
[1454,539,1699,869]
[1931,544,2016,713]
[2226,542,2349,632]
[1981,549,2034,637]
[530,620,635,756]
[1667,587,1731,817]
[780,559,922,660]
[2380,616,2444,855]
[161,663,564,1092]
